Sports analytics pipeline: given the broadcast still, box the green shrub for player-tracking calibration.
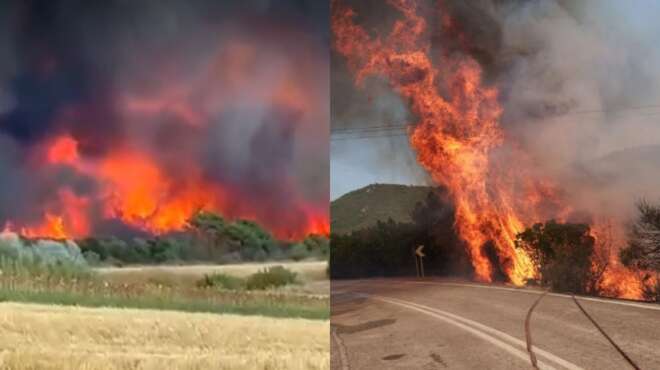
[515,221,595,294]
[196,273,245,290]
[0,233,93,281]
[82,250,101,266]
[148,238,183,263]
[288,243,309,261]
[245,266,297,290]
[0,256,94,281]
[302,235,330,259]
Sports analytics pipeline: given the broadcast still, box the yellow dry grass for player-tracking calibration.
[0,302,329,370]
[96,261,329,295]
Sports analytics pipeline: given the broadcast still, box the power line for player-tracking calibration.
[331,124,410,134]
[331,104,660,140]
[331,133,409,141]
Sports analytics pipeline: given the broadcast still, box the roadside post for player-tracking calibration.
[415,245,425,277]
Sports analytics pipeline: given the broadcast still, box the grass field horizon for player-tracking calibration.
[0,260,329,320]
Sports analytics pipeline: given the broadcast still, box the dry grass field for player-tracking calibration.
[96,261,329,295]
[0,302,329,370]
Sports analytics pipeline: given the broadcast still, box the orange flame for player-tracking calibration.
[20,188,90,239]
[98,151,223,234]
[19,134,327,241]
[333,0,552,285]
[47,135,79,164]
[589,221,652,300]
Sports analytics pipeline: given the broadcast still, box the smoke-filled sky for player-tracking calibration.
[0,0,328,239]
[331,0,660,213]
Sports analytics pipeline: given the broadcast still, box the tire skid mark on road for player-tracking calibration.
[525,290,550,369]
[571,295,641,370]
[356,292,584,370]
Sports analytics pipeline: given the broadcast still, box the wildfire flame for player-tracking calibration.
[333,0,649,298]
[8,40,329,241]
[18,136,328,240]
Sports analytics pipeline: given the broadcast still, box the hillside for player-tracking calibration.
[331,184,434,234]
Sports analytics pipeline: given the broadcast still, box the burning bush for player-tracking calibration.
[515,221,595,294]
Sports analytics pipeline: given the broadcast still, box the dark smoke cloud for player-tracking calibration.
[0,0,328,237]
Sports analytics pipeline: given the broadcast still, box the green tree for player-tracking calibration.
[187,211,228,259]
[330,189,469,279]
[225,220,277,261]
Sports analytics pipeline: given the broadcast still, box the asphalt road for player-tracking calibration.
[331,278,660,370]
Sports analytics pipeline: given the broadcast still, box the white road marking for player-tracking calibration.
[358,293,564,370]
[391,296,583,370]
[387,280,660,312]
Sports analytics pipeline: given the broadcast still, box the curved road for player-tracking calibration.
[331,278,660,370]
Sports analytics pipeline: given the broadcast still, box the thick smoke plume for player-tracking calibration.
[0,0,329,240]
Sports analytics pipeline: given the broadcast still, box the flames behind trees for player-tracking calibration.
[332,0,652,299]
[0,1,329,241]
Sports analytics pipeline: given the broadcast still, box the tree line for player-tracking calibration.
[78,211,329,266]
[331,191,660,301]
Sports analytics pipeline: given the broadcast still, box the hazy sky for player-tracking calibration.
[330,135,428,200]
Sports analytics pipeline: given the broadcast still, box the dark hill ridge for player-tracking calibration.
[331,184,434,234]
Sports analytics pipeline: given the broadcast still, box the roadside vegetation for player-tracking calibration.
[0,215,330,319]
[332,184,659,302]
[331,189,471,279]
